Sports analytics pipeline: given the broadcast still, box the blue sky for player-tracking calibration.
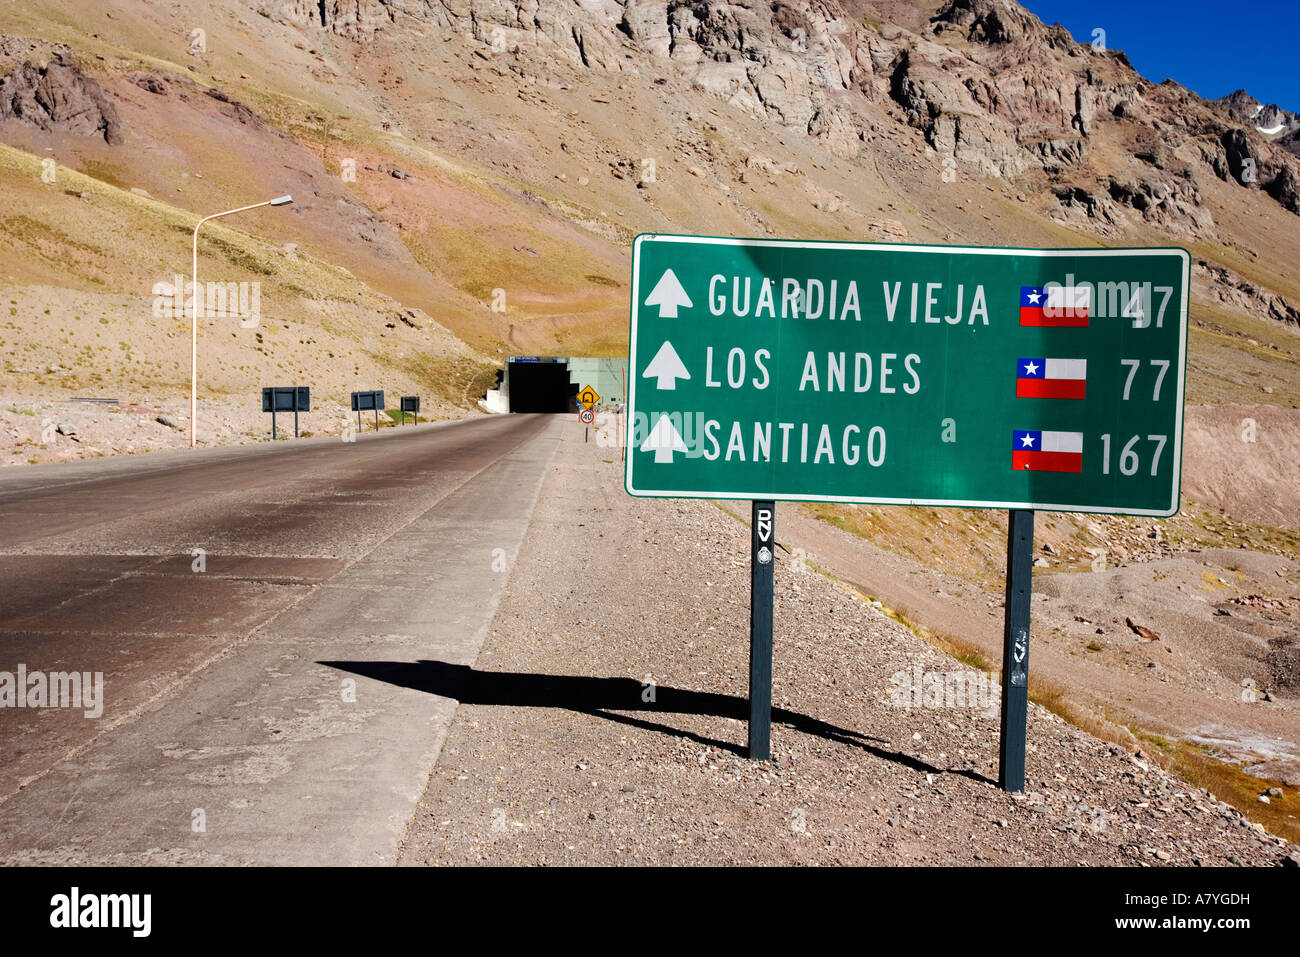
[1022,1,1297,110]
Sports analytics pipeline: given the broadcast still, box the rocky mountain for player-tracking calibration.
[0,0,1297,411]
[1214,88,1300,156]
[252,0,1300,231]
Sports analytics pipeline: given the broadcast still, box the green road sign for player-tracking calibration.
[625,235,1190,516]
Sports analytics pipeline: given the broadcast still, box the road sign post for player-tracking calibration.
[748,501,775,760]
[351,390,384,433]
[263,386,310,440]
[400,395,419,426]
[999,508,1035,792]
[626,233,1190,781]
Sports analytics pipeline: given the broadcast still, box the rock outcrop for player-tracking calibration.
[0,51,122,144]
[1266,162,1300,214]
[1195,259,1300,329]
[1106,171,1214,236]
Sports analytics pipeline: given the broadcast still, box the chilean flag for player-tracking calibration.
[1016,358,1087,399]
[1012,430,1083,472]
[1020,286,1089,327]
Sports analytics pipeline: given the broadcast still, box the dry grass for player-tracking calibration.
[1135,732,1300,846]
[1027,676,1138,751]
[806,502,1009,592]
[1187,308,1300,409]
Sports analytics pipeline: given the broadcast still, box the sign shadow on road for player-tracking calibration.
[319,658,996,784]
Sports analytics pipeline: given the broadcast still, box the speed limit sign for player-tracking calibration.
[579,408,594,425]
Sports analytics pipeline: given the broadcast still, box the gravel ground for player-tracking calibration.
[0,392,477,466]
[398,422,1298,866]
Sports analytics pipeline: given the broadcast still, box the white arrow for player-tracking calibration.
[644,268,692,318]
[642,340,690,390]
[640,414,688,463]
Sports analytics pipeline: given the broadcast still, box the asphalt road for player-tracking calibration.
[0,413,561,864]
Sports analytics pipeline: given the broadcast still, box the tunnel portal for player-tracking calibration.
[484,356,627,414]
[505,358,578,413]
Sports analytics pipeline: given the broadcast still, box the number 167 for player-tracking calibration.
[1100,434,1167,476]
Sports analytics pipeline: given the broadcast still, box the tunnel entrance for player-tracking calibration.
[506,358,578,412]
[481,356,627,414]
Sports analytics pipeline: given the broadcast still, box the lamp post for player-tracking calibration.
[190,195,293,448]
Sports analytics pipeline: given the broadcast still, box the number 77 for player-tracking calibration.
[1121,359,1171,400]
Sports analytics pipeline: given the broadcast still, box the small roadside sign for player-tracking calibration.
[350,390,384,412]
[399,395,419,425]
[578,386,600,410]
[350,390,385,432]
[579,408,595,425]
[261,386,309,439]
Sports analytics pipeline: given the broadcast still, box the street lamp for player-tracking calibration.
[190,195,294,448]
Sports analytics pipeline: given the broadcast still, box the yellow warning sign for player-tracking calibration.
[578,386,600,409]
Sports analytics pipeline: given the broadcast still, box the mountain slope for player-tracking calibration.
[0,0,1296,408]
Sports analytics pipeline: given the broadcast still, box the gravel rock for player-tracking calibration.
[398,426,1299,866]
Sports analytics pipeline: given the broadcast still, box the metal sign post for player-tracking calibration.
[400,396,419,426]
[291,386,308,438]
[999,509,1035,792]
[351,391,384,433]
[748,501,775,760]
[263,386,309,441]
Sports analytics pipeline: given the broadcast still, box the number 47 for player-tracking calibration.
[1120,359,1169,401]
[1123,286,1173,328]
